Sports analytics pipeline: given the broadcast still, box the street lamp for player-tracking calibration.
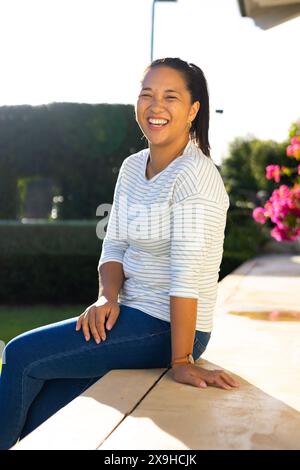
[151,0,177,62]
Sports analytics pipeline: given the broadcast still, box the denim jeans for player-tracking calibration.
[0,304,211,450]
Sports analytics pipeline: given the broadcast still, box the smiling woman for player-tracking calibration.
[97,58,238,385]
[137,59,210,146]
[0,57,238,452]
[134,58,211,180]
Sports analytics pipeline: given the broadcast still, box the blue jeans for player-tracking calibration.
[0,304,211,450]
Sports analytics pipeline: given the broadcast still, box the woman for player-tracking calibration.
[0,57,239,450]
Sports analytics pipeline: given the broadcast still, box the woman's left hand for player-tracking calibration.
[171,364,240,390]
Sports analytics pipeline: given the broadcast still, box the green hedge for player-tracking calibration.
[0,103,145,220]
[221,208,270,278]
[0,221,101,304]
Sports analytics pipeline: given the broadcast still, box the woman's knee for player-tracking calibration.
[2,333,34,369]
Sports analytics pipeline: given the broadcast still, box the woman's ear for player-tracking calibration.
[191,101,201,121]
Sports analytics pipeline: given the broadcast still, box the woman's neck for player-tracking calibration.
[148,135,190,174]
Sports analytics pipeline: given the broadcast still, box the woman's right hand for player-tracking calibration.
[171,363,240,390]
[75,296,120,344]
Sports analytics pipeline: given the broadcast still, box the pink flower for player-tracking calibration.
[254,126,300,243]
[270,217,300,241]
[265,185,290,224]
[286,136,300,160]
[266,164,281,183]
[286,145,294,157]
[291,136,300,145]
[294,144,300,160]
[252,207,267,224]
[271,226,291,241]
[288,185,300,216]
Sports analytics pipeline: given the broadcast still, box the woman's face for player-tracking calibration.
[135,66,200,146]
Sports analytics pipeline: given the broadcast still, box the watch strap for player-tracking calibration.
[171,353,194,367]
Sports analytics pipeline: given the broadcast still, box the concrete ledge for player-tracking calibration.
[11,369,167,450]
[99,359,299,450]
[11,254,300,450]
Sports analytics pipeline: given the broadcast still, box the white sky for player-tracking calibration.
[0,0,299,164]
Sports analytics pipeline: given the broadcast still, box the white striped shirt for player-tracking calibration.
[98,138,230,332]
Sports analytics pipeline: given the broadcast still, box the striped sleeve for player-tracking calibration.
[97,160,129,271]
[169,193,228,299]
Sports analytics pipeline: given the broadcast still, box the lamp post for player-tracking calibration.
[151,0,177,62]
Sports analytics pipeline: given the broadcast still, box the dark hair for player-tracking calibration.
[141,57,211,158]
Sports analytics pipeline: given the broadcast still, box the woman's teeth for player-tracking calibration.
[148,118,168,127]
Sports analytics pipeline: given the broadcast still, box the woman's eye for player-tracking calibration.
[139,94,176,99]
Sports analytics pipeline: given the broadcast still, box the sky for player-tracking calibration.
[0,0,299,165]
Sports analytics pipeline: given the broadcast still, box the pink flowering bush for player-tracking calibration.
[253,120,300,241]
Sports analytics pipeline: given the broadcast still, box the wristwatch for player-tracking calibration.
[171,353,194,367]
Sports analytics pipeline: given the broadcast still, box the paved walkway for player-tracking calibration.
[12,254,300,450]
